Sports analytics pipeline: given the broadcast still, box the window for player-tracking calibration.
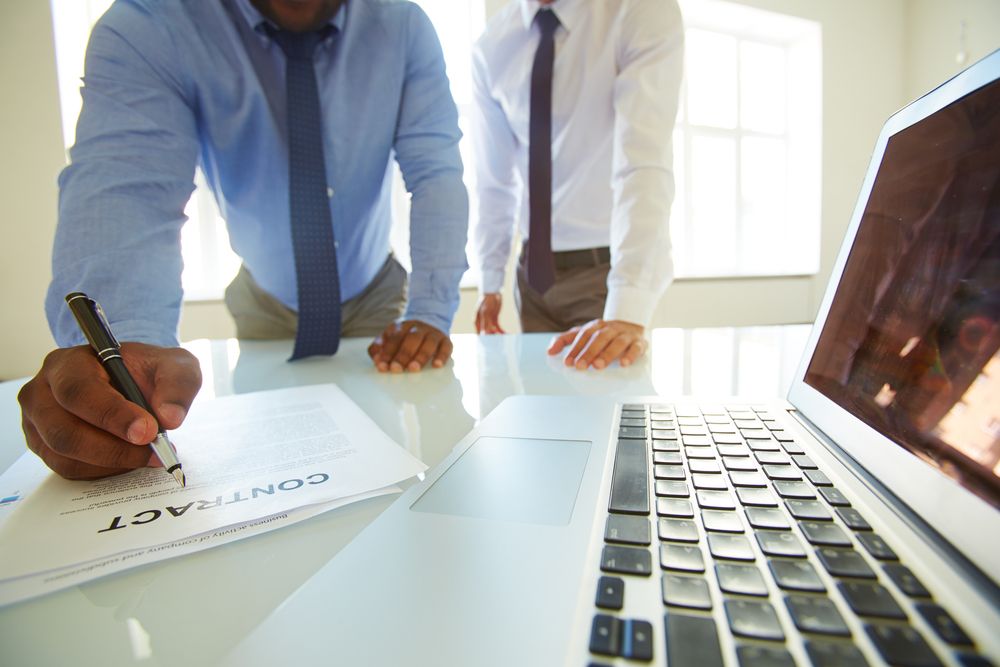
[50,0,484,300]
[672,0,821,278]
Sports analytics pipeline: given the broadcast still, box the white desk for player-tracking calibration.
[0,327,808,666]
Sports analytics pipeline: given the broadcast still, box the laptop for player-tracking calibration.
[227,51,1000,666]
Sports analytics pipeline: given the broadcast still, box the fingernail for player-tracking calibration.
[158,403,186,426]
[408,361,420,372]
[594,359,605,369]
[127,419,148,444]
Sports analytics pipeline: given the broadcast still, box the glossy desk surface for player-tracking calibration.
[0,327,809,666]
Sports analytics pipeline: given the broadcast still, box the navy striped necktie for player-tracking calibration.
[526,9,560,294]
[270,27,341,360]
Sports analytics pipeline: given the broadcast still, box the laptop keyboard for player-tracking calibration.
[587,403,992,667]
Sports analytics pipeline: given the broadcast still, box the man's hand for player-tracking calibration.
[368,320,453,372]
[475,293,506,335]
[17,343,202,480]
[547,319,648,370]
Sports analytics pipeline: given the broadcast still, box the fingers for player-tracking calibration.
[369,321,453,373]
[17,344,203,481]
[132,345,203,428]
[547,327,582,355]
[475,294,504,335]
[554,320,647,370]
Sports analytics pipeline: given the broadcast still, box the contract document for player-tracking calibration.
[0,383,427,606]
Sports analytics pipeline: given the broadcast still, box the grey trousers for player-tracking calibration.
[223,255,408,339]
[514,249,611,332]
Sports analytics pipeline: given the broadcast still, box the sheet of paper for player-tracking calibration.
[0,383,426,606]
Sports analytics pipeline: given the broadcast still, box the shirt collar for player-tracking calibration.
[519,0,581,34]
[233,0,346,38]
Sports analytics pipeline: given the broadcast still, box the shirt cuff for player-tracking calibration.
[402,304,452,336]
[603,285,661,331]
[478,268,506,296]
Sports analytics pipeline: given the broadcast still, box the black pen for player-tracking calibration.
[65,292,186,487]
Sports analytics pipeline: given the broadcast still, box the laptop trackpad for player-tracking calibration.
[410,436,591,526]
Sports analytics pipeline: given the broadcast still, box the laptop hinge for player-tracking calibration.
[787,408,1000,608]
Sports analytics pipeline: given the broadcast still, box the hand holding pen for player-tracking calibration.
[17,295,202,482]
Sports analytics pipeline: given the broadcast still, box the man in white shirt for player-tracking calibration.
[471,0,683,369]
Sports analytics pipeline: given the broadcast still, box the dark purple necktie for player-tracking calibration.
[526,9,560,294]
[270,28,342,360]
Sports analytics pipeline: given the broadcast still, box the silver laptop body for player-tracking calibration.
[227,51,1000,666]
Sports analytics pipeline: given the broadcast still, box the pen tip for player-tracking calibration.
[172,469,186,487]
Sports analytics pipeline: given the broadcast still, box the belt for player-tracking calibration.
[523,243,611,270]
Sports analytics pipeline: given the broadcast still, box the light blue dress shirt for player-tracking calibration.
[47,0,469,347]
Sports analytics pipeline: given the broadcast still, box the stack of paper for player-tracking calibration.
[0,384,427,607]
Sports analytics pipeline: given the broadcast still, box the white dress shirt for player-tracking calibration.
[471,0,684,327]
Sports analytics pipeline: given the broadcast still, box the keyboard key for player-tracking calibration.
[816,548,876,579]
[805,469,834,486]
[800,522,852,547]
[690,459,722,474]
[805,640,871,667]
[764,465,803,481]
[654,464,687,481]
[792,454,818,469]
[771,430,796,443]
[745,507,791,530]
[662,574,712,610]
[725,599,785,641]
[730,471,768,487]
[736,645,796,667]
[595,576,624,610]
[865,624,943,667]
[723,456,759,471]
[697,490,738,510]
[836,507,872,531]
[622,619,654,661]
[755,451,792,465]
[756,530,807,558]
[601,545,653,576]
[686,447,718,460]
[660,544,706,573]
[703,510,744,533]
[619,426,647,439]
[658,518,699,543]
[589,614,621,657]
[748,439,781,452]
[664,612,724,667]
[716,563,769,596]
[774,481,816,498]
[692,474,729,491]
[719,445,753,458]
[769,559,826,592]
[652,428,679,441]
[609,439,649,515]
[605,515,651,545]
[856,532,898,561]
[712,432,743,443]
[736,487,779,507]
[682,435,712,446]
[654,480,690,497]
[708,533,756,561]
[657,498,695,518]
[839,581,907,619]
[883,564,931,598]
[818,486,851,506]
[780,440,805,454]
[786,499,833,521]
[652,439,680,452]
[653,451,682,465]
[785,595,851,636]
[620,417,645,427]
[916,603,973,646]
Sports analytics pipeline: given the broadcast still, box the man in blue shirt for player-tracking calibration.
[17,0,469,480]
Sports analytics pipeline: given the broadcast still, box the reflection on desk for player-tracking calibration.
[0,326,809,666]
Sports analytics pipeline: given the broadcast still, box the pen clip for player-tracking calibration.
[91,299,121,351]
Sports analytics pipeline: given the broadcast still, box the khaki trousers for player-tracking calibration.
[223,255,408,339]
[515,248,611,332]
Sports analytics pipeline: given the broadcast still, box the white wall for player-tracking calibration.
[2,0,999,380]
[0,4,64,380]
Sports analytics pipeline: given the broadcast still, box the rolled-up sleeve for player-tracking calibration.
[47,3,199,347]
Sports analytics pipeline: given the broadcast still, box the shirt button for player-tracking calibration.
[327,186,334,198]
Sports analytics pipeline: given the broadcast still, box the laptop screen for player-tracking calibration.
[804,76,1000,509]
